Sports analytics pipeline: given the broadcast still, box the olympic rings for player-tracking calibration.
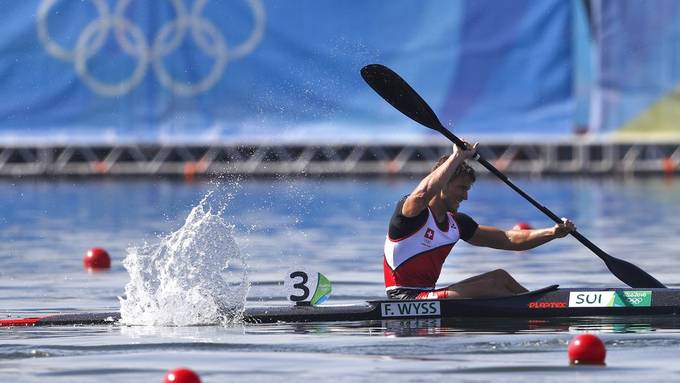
[625,297,644,305]
[36,0,265,96]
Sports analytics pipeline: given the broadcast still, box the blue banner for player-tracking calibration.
[591,0,680,136]
[0,0,574,143]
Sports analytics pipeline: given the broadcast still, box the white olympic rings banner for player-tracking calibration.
[36,0,265,96]
[1,1,577,142]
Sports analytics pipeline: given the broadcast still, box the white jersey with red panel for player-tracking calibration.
[383,208,463,291]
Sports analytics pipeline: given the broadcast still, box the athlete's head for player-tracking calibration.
[432,155,476,212]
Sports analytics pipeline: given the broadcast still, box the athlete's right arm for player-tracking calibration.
[401,143,478,217]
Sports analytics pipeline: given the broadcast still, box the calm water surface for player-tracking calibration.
[1,176,680,382]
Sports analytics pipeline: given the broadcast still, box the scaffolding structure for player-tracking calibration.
[1,140,679,177]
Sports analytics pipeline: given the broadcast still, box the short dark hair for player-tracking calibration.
[431,155,476,182]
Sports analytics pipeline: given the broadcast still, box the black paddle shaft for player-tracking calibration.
[361,63,666,289]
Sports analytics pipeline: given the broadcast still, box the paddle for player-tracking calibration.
[361,63,666,289]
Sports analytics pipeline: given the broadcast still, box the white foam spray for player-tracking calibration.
[119,190,249,326]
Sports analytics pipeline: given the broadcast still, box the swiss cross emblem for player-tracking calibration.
[424,228,435,240]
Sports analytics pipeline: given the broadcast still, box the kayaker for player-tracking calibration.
[384,142,575,300]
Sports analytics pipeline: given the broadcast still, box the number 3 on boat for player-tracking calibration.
[284,270,332,306]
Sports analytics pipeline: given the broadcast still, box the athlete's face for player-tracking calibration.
[442,175,474,212]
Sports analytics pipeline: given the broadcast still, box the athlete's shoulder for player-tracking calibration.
[393,194,428,218]
[452,212,478,241]
[453,212,475,221]
[389,195,429,239]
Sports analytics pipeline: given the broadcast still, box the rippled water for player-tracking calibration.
[2,176,680,382]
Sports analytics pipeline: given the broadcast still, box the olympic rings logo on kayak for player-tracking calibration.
[625,297,644,305]
[36,0,265,96]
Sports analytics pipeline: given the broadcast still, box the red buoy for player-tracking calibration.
[512,222,533,230]
[83,247,111,270]
[662,157,675,176]
[568,334,606,365]
[163,368,202,383]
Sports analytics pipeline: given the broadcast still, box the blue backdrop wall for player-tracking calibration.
[0,0,575,143]
[591,0,680,136]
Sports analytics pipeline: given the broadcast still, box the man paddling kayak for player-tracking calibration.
[384,142,575,300]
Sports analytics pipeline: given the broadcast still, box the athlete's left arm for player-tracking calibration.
[466,219,575,251]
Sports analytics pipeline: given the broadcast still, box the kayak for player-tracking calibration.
[2,285,678,326]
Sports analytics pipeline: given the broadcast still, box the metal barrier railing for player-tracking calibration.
[0,142,678,177]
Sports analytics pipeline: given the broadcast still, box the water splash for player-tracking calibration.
[119,190,249,326]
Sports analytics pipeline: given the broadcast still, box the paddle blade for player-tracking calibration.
[360,64,444,132]
[605,257,666,288]
[573,231,666,288]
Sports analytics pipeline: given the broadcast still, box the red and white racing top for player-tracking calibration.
[383,198,477,292]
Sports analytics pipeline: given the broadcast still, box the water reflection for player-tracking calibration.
[244,316,680,337]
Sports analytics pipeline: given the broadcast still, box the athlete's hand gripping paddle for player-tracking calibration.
[360,63,665,289]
